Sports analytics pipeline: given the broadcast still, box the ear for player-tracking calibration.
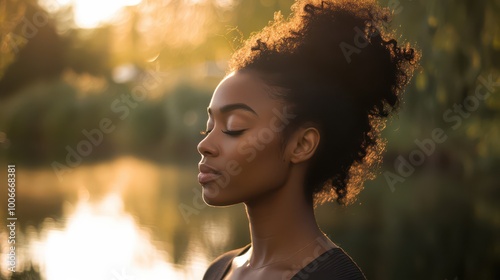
[288,126,320,164]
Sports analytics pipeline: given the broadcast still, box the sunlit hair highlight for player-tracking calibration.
[228,0,420,205]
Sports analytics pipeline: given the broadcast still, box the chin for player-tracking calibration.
[202,186,239,207]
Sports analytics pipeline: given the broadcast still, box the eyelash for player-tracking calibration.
[222,129,246,136]
[200,129,246,136]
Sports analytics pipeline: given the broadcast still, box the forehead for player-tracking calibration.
[209,71,282,115]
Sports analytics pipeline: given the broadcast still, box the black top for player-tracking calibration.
[203,244,367,280]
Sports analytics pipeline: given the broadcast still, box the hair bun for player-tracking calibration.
[229,0,420,205]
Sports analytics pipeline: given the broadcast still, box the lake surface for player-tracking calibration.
[2,154,483,280]
[0,156,248,280]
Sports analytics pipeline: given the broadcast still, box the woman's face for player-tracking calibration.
[197,70,296,206]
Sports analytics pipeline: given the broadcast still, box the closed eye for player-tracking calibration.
[222,129,246,136]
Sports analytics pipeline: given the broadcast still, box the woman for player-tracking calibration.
[198,0,419,279]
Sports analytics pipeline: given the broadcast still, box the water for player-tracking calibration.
[0,156,239,280]
[2,155,495,279]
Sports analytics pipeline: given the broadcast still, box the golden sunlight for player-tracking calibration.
[73,0,141,28]
[40,0,142,28]
[27,193,185,280]
[0,157,210,279]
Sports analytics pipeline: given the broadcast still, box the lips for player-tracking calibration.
[198,163,221,185]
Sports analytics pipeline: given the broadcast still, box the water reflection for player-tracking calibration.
[30,193,186,280]
[0,157,233,280]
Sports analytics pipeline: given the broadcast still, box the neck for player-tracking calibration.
[244,179,324,267]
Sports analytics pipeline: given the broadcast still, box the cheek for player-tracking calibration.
[202,131,288,206]
[229,132,288,190]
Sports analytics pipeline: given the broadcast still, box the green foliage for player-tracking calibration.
[0,0,498,279]
[0,79,211,166]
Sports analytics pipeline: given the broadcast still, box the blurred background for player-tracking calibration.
[0,0,498,279]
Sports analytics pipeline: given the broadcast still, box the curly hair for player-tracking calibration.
[228,0,420,205]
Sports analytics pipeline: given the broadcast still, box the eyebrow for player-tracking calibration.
[207,103,258,116]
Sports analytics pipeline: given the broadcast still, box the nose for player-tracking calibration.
[197,134,219,157]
